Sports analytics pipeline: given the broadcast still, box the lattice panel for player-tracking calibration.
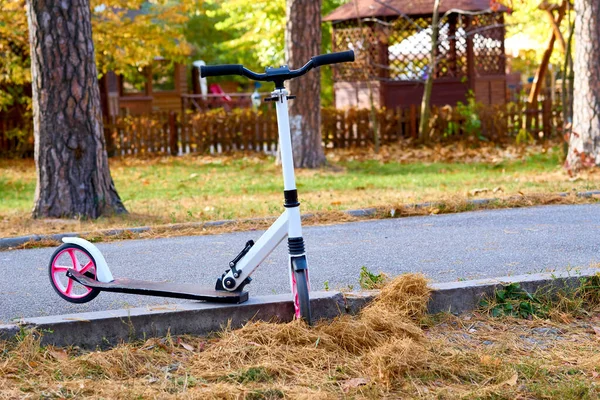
[386,17,432,81]
[435,14,468,79]
[331,12,505,83]
[471,13,505,76]
[332,22,379,81]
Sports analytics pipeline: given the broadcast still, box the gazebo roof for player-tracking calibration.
[323,0,506,22]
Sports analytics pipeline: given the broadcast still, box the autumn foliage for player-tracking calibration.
[0,0,199,111]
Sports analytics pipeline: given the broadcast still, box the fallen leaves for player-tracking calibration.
[469,188,490,196]
[468,187,503,196]
[340,377,369,393]
[501,373,519,387]
[178,339,195,352]
[47,348,68,361]
[327,140,564,165]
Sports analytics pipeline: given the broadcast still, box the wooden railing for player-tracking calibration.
[1,98,563,157]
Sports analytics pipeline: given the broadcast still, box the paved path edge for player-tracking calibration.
[1,268,596,348]
[2,190,598,250]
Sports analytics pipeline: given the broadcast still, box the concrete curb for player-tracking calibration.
[8,291,345,348]
[1,190,598,251]
[0,268,596,348]
[344,268,598,315]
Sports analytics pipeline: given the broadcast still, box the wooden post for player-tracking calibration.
[466,16,476,95]
[542,96,552,139]
[410,104,418,139]
[169,112,178,156]
[532,102,540,137]
[448,14,457,76]
[397,107,403,141]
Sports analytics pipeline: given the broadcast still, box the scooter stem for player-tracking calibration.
[273,88,302,240]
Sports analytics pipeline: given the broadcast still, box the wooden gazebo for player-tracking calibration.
[324,0,508,109]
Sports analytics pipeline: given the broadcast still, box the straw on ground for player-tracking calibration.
[1,273,599,399]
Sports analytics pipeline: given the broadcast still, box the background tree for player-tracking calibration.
[208,0,285,70]
[285,0,326,168]
[27,0,126,218]
[0,0,31,112]
[565,0,600,171]
[3,0,344,108]
[193,0,343,104]
[92,0,195,78]
[1,0,196,110]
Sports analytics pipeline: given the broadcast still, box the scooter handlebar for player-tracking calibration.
[311,50,355,68]
[199,50,355,83]
[200,64,244,78]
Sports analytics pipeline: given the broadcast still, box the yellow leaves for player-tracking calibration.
[479,354,502,367]
[92,2,193,75]
[0,0,193,98]
[500,372,519,387]
[0,0,30,109]
[212,0,285,67]
[47,348,69,361]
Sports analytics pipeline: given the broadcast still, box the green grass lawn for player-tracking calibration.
[0,146,598,238]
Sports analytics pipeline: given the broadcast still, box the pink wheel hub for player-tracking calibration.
[291,270,299,318]
[291,269,310,319]
[50,248,96,299]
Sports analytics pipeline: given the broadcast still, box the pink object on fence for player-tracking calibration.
[209,84,232,102]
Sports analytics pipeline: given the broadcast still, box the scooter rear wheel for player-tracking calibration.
[293,269,311,325]
[49,243,100,304]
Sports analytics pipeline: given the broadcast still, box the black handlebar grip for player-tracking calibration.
[200,64,244,78]
[311,50,355,68]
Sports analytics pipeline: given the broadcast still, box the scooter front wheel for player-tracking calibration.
[48,243,100,304]
[292,269,311,325]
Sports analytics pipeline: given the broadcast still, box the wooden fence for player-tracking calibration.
[1,98,563,157]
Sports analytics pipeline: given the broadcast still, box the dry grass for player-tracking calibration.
[1,274,600,399]
[8,191,599,250]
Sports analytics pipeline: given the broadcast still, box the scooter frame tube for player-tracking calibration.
[218,88,305,291]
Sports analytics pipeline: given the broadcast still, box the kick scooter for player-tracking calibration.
[48,50,355,323]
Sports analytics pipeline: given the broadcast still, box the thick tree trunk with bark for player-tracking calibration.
[285,0,326,168]
[566,0,600,171]
[26,0,126,218]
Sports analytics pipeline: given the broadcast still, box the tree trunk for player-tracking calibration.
[26,0,126,218]
[285,0,326,168]
[566,0,600,171]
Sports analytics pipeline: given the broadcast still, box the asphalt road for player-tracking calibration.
[1,204,599,322]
